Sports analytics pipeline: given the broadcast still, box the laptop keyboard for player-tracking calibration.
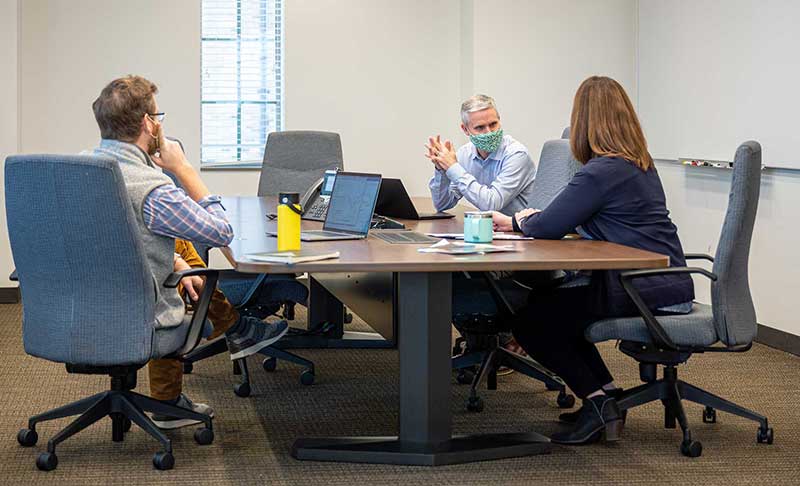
[372,231,439,244]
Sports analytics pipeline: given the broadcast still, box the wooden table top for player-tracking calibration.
[221,196,670,273]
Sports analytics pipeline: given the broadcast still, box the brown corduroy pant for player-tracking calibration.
[148,240,239,401]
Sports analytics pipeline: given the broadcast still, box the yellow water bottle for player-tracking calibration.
[277,192,302,252]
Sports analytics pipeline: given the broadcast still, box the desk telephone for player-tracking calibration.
[300,169,337,221]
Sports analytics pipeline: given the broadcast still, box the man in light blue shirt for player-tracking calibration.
[426,94,537,216]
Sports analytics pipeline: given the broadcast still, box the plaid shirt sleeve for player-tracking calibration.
[142,184,234,247]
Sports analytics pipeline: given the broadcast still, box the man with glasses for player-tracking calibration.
[88,75,288,429]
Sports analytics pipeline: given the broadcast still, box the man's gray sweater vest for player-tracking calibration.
[92,139,185,329]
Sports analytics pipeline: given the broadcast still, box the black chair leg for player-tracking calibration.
[117,395,172,453]
[499,350,565,391]
[671,382,704,457]
[45,395,111,454]
[678,380,769,428]
[617,380,667,411]
[233,358,252,397]
[28,391,107,429]
[452,352,485,370]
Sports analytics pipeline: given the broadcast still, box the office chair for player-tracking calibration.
[561,126,570,139]
[6,154,219,471]
[451,139,583,412]
[257,130,344,197]
[585,141,773,457]
[182,133,344,395]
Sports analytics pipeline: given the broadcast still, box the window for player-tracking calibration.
[201,0,283,167]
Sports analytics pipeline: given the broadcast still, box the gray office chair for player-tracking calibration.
[585,141,772,457]
[257,130,344,196]
[451,139,582,411]
[184,132,344,394]
[6,154,219,471]
[561,126,570,139]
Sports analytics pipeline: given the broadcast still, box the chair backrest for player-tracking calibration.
[5,155,156,366]
[711,141,761,346]
[561,126,570,139]
[257,131,344,196]
[527,139,582,210]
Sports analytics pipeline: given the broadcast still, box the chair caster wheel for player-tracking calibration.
[194,427,214,445]
[344,312,353,324]
[17,428,38,447]
[680,439,703,457]
[153,451,175,470]
[466,396,484,413]
[262,358,277,372]
[234,382,251,398]
[300,370,315,385]
[456,369,474,385]
[36,452,58,471]
[183,362,193,374]
[123,417,132,433]
[757,427,774,444]
[557,392,576,409]
[702,406,717,424]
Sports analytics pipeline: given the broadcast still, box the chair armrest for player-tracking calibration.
[163,268,220,357]
[617,267,717,351]
[10,269,17,281]
[163,268,221,288]
[684,253,714,262]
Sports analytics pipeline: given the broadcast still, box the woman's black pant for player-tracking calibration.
[512,285,614,399]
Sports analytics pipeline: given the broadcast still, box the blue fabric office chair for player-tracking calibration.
[6,154,219,471]
[585,141,773,457]
[451,139,583,412]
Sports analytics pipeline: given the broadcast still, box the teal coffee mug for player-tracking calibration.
[464,211,493,243]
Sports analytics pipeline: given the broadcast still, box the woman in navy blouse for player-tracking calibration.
[493,76,694,445]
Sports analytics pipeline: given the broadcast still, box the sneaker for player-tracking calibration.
[226,317,289,361]
[151,393,214,430]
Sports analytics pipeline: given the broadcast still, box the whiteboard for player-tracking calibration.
[638,0,800,170]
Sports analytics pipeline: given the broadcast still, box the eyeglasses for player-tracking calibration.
[147,112,166,123]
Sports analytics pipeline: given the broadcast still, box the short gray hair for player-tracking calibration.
[460,94,499,125]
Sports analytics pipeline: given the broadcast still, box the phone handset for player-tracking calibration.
[299,177,325,214]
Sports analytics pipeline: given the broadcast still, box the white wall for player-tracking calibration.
[637,0,800,336]
[472,0,637,164]
[0,0,19,287]
[18,0,201,163]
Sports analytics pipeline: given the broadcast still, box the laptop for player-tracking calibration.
[269,172,382,242]
[375,178,455,220]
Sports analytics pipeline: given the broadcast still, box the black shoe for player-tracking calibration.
[558,388,626,424]
[550,395,623,445]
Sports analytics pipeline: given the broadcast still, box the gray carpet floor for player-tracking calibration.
[1,302,798,485]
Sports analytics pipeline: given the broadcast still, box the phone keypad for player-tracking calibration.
[305,200,328,221]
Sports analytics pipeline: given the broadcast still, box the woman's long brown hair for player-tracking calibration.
[570,76,653,171]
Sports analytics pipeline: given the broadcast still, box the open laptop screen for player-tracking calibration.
[323,172,382,234]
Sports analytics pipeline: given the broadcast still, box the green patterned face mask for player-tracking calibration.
[468,128,504,153]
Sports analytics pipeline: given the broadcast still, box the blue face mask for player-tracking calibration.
[468,128,504,153]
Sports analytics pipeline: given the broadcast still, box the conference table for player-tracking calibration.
[221,196,669,466]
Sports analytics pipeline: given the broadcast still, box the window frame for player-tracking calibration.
[200,0,284,169]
